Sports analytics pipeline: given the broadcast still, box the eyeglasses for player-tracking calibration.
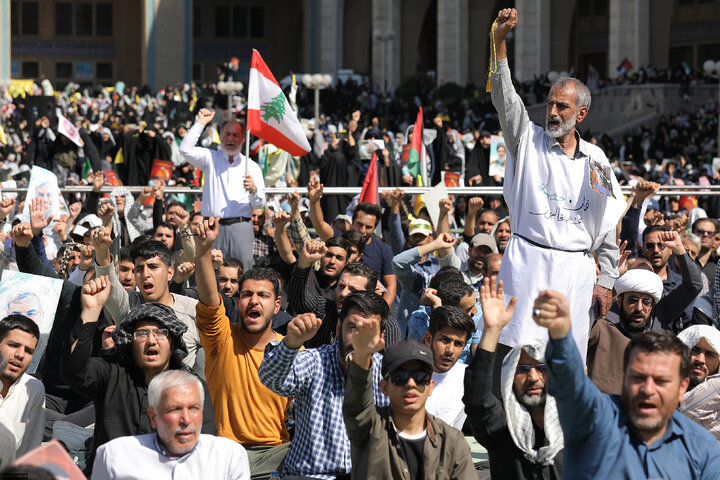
[133,328,169,340]
[625,295,653,307]
[515,364,549,375]
[695,229,716,237]
[644,242,665,251]
[387,369,432,387]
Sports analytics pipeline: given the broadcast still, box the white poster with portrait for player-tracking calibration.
[0,271,63,374]
[488,135,507,179]
[21,166,61,235]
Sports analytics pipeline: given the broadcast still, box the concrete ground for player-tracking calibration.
[466,436,491,479]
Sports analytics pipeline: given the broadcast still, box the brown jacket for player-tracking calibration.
[343,361,476,480]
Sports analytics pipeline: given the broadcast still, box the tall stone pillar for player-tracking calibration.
[144,0,190,89]
[372,0,401,90]
[437,0,468,85]
[0,0,10,81]
[513,0,550,82]
[608,0,649,77]
[318,0,342,75]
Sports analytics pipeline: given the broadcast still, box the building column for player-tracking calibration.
[372,0,401,90]
[318,0,342,75]
[513,0,550,82]
[436,0,468,86]
[0,0,10,81]
[608,0,649,77]
[148,0,189,89]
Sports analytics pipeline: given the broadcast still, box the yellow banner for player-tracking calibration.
[7,79,34,98]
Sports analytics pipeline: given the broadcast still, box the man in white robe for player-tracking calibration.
[489,8,626,360]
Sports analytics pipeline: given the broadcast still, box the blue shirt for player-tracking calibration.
[258,341,388,479]
[392,246,442,335]
[547,333,720,479]
[406,305,481,364]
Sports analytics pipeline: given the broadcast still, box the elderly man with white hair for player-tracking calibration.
[92,369,250,480]
[587,269,664,395]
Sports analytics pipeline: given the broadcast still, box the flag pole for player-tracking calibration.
[245,127,250,177]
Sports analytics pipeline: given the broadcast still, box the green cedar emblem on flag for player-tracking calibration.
[260,93,286,124]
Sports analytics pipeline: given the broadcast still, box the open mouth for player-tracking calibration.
[144,347,159,361]
[7,360,22,372]
[246,307,262,321]
[636,401,657,415]
[142,282,154,295]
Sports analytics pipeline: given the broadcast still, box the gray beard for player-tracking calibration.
[518,391,546,408]
[545,114,577,139]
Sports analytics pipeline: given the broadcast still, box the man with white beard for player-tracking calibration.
[489,8,626,361]
[180,109,265,270]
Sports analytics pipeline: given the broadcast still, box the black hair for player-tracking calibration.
[0,465,55,480]
[325,237,348,256]
[339,291,389,333]
[477,208,500,222]
[352,202,382,226]
[0,314,40,342]
[239,267,281,300]
[119,245,132,263]
[340,229,365,256]
[222,257,243,274]
[429,266,464,290]
[691,218,717,233]
[154,221,175,233]
[340,262,377,291]
[428,305,476,339]
[130,233,154,246]
[437,281,475,307]
[130,240,172,267]
[623,330,690,379]
[642,224,669,244]
[189,211,204,223]
[166,200,187,212]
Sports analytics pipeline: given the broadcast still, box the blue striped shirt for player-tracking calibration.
[258,341,388,479]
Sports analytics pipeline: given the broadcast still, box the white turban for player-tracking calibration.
[614,269,664,304]
[678,325,720,355]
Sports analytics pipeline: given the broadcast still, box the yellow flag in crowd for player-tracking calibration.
[0,125,7,145]
[114,147,124,164]
[414,174,426,217]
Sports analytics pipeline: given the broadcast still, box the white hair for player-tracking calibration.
[681,232,701,249]
[550,77,591,110]
[147,370,203,410]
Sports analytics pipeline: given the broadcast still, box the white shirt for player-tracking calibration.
[92,433,250,480]
[179,123,265,218]
[425,362,467,430]
[0,372,45,456]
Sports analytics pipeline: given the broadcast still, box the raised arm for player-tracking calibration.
[489,8,530,157]
[271,210,296,264]
[193,217,222,307]
[92,221,131,322]
[179,109,214,171]
[258,313,321,397]
[534,290,612,444]
[384,188,406,255]
[464,278,517,443]
[307,177,334,242]
[463,197,483,240]
[126,186,154,233]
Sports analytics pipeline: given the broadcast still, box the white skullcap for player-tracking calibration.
[678,325,720,355]
[614,269,663,304]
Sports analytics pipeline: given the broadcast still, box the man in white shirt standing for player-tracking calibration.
[423,305,475,430]
[92,369,250,480]
[0,315,45,458]
[180,109,265,271]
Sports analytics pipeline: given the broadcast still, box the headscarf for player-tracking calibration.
[614,269,664,303]
[112,303,188,361]
[162,131,183,166]
[109,186,141,243]
[501,342,564,466]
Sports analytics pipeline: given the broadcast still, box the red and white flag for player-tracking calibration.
[57,113,84,147]
[248,50,311,156]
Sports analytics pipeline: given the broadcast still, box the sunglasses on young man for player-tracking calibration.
[386,369,433,387]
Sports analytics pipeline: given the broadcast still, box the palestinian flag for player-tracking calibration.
[406,108,426,183]
[248,50,311,156]
[617,58,633,76]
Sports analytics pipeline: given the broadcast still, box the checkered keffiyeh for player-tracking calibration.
[113,303,188,356]
[501,342,564,466]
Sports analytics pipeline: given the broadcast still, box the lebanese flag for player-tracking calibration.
[406,107,425,181]
[248,50,311,156]
[57,113,84,147]
[360,152,379,205]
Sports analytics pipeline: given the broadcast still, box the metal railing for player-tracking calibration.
[2,185,720,196]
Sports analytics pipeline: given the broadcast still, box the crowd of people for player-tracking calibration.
[3,6,720,480]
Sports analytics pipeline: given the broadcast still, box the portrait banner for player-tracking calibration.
[21,166,62,235]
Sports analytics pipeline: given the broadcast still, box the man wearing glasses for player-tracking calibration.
[61,276,215,475]
[641,227,703,332]
[464,278,564,479]
[691,218,719,287]
[343,331,475,479]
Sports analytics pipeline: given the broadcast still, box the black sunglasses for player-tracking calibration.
[387,369,432,387]
[515,364,549,375]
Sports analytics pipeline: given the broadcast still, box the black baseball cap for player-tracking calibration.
[381,340,434,376]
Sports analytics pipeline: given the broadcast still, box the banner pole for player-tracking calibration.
[245,127,250,178]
